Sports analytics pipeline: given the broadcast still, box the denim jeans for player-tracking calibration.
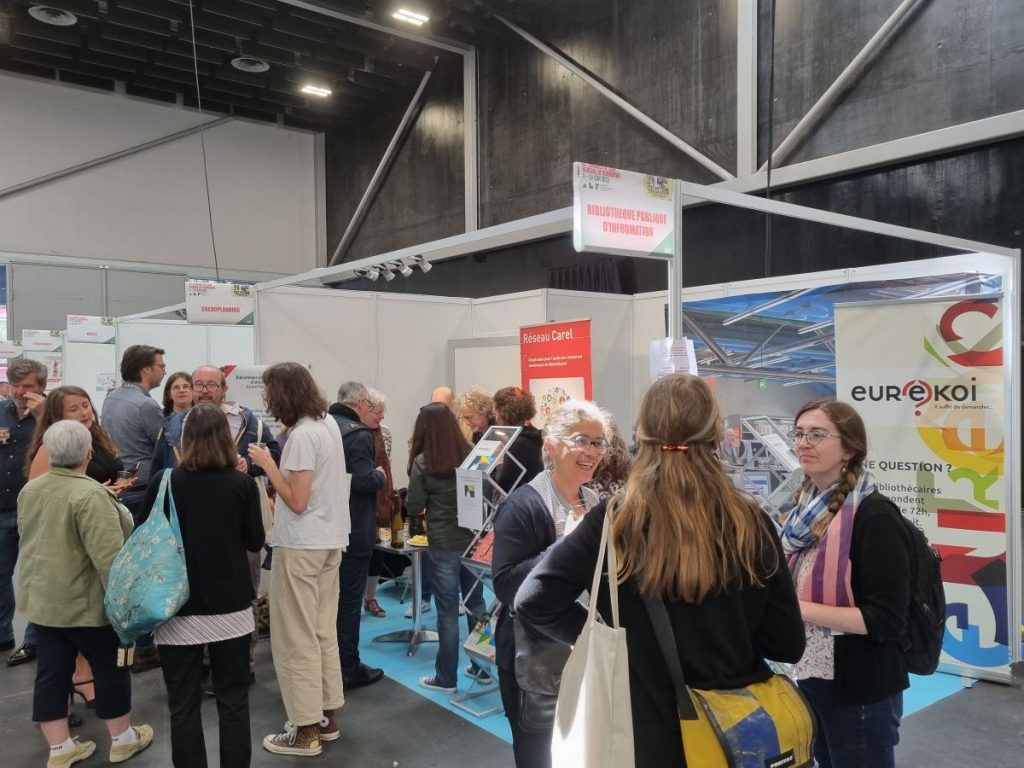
[798,677,902,768]
[428,546,487,688]
[0,510,19,644]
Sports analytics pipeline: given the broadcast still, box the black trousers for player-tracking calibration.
[33,624,132,722]
[337,547,372,675]
[497,665,553,768]
[159,635,252,768]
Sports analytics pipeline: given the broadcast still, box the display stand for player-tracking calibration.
[723,415,798,504]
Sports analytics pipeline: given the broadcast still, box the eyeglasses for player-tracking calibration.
[192,381,223,391]
[369,405,386,415]
[562,435,610,454]
[788,429,840,447]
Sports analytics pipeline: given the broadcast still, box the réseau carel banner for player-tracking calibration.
[835,297,1009,675]
[520,319,592,428]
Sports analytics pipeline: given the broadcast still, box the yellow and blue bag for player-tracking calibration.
[644,598,815,768]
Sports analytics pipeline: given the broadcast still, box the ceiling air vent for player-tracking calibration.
[231,57,271,74]
[28,5,78,26]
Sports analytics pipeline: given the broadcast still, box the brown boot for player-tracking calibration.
[320,710,339,742]
[263,723,322,756]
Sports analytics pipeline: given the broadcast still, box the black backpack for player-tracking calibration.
[898,516,946,675]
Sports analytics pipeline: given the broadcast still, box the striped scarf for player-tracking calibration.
[780,471,876,607]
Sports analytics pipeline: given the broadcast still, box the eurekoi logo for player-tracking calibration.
[850,377,978,416]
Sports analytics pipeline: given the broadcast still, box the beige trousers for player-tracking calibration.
[269,547,344,726]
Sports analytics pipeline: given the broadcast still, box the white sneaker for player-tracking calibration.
[404,602,432,619]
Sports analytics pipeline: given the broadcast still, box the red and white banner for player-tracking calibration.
[520,319,592,427]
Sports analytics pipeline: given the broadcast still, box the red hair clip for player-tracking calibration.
[661,444,688,452]
[514,387,523,396]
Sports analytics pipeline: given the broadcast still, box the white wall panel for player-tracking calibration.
[62,342,117,410]
[470,290,545,335]
[377,294,472,485]
[210,325,255,368]
[451,338,520,400]
[255,287,375,403]
[0,73,319,276]
[115,320,208,402]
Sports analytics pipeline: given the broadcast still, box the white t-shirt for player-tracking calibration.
[271,415,351,550]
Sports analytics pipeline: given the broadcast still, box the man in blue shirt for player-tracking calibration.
[0,358,48,666]
[99,344,166,672]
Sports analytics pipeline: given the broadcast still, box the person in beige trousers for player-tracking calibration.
[249,363,351,757]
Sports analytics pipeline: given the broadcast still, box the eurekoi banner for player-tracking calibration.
[835,297,1010,676]
[520,319,592,428]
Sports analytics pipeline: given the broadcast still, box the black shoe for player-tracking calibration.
[68,710,83,728]
[7,643,36,667]
[343,663,384,690]
[0,639,13,652]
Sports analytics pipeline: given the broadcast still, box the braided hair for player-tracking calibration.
[792,399,868,540]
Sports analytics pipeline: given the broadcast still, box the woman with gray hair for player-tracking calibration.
[491,400,611,768]
[17,420,153,766]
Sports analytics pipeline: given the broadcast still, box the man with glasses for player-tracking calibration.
[100,344,167,672]
[328,381,387,689]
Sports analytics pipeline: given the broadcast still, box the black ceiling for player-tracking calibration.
[0,0,532,130]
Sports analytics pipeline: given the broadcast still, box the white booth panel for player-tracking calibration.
[377,294,472,485]
[471,290,546,336]
[116,320,209,389]
[255,287,375,400]
[210,325,255,367]
[62,342,117,410]
[451,338,520,397]
[546,290,635,431]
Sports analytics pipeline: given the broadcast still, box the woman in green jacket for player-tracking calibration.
[405,403,490,693]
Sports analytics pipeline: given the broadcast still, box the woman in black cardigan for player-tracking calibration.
[142,404,264,768]
[780,399,911,768]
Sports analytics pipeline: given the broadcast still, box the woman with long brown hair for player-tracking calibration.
[141,404,264,768]
[247,363,348,757]
[161,372,193,417]
[405,403,488,693]
[780,399,911,768]
[515,374,805,767]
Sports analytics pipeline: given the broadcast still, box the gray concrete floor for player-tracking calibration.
[3,612,1021,766]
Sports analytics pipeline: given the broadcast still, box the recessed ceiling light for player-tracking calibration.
[231,56,270,74]
[301,84,332,97]
[28,5,78,26]
[393,8,429,26]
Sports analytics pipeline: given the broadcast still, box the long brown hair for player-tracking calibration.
[262,362,328,428]
[408,403,471,478]
[611,374,776,603]
[178,404,237,471]
[162,371,192,416]
[24,386,117,477]
[793,398,868,539]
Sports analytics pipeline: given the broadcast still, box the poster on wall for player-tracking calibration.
[835,296,1010,676]
[222,365,281,435]
[649,337,698,381]
[185,280,255,325]
[22,330,64,389]
[66,315,115,344]
[520,320,592,428]
[572,162,676,259]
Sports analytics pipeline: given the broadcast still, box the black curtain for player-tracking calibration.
[548,258,623,293]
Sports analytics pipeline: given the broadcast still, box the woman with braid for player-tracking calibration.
[781,399,912,768]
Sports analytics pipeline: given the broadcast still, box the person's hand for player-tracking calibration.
[235,454,249,473]
[102,479,125,498]
[24,392,46,418]
[248,443,271,470]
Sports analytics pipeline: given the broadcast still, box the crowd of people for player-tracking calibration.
[0,345,914,768]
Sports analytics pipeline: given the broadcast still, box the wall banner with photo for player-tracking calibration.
[520,319,592,428]
[835,296,1012,678]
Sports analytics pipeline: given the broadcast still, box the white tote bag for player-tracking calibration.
[550,510,635,768]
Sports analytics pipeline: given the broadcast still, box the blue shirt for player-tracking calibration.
[0,399,36,511]
[100,382,162,486]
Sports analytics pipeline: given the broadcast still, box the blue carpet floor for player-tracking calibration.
[358,577,964,742]
[358,577,512,743]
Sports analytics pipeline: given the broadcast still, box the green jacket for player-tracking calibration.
[405,454,474,551]
[16,467,133,627]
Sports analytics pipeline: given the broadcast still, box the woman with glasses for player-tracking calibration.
[491,400,610,768]
[405,403,489,693]
[162,372,193,417]
[781,399,911,768]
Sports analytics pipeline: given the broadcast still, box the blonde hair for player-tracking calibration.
[612,374,776,602]
[456,386,494,420]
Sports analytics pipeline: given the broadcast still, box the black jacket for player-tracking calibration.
[833,491,912,705]
[491,484,556,670]
[515,501,806,768]
[494,424,544,494]
[329,403,385,554]
[142,467,264,616]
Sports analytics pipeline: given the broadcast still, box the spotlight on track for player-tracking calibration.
[396,261,414,278]
[381,266,396,282]
[355,268,379,282]
[411,255,432,274]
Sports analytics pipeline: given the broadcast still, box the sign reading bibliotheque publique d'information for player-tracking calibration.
[185,279,255,325]
[572,162,677,259]
[835,296,1010,675]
